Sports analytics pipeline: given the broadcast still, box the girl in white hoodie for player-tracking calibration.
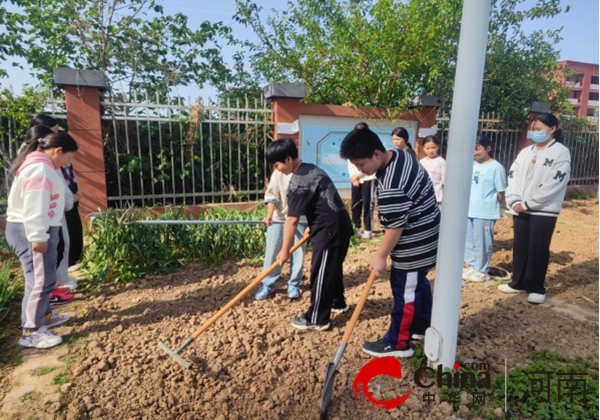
[6,132,78,348]
[498,113,571,304]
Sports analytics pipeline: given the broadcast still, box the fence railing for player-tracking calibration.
[1,102,598,213]
[436,112,521,172]
[95,94,273,207]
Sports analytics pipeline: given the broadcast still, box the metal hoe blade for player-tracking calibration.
[158,342,192,369]
[320,363,338,420]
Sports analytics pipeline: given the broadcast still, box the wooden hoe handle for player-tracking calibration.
[340,270,377,345]
[190,233,310,340]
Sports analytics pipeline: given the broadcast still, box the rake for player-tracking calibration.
[320,270,377,419]
[158,233,310,369]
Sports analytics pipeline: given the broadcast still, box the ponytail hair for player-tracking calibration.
[531,112,564,144]
[476,134,494,159]
[9,132,78,182]
[391,127,413,150]
[29,113,59,129]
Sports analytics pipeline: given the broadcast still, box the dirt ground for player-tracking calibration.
[1,199,598,419]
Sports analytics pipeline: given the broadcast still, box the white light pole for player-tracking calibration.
[424,0,492,369]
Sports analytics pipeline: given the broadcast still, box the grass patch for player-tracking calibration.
[82,206,268,288]
[30,366,56,376]
[64,334,93,348]
[52,371,69,386]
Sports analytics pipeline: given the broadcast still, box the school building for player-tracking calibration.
[559,60,599,123]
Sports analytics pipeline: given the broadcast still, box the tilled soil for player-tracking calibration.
[5,200,600,419]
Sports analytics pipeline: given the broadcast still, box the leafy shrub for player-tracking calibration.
[82,206,268,286]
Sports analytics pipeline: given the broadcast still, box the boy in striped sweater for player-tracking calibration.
[340,124,441,358]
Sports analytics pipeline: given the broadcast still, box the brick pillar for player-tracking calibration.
[54,68,108,215]
[265,84,308,147]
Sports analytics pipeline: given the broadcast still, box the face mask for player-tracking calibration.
[527,130,550,143]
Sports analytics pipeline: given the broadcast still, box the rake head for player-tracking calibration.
[158,342,192,370]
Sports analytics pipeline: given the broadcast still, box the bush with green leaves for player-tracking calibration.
[82,206,268,286]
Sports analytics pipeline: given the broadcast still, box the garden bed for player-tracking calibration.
[1,199,598,419]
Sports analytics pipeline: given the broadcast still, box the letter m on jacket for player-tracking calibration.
[544,158,554,167]
[554,170,567,182]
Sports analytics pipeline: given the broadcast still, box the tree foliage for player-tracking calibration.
[234,0,572,123]
[0,0,243,98]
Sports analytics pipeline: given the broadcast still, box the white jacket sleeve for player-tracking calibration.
[22,176,53,243]
[505,150,526,210]
[60,171,74,212]
[523,150,571,211]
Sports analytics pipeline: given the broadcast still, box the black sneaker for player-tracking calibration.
[361,339,415,358]
[290,316,330,331]
[331,305,350,314]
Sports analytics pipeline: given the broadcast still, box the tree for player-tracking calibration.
[234,0,572,123]
[0,0,238,98]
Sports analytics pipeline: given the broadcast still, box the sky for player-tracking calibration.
[1,0,598,101]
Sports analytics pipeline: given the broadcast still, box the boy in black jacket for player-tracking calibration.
[270,138,353,331]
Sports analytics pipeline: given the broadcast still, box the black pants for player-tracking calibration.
[65,206,83,266]
[304,242,349,325]
[509,213,557,294]
[351,180,372,232]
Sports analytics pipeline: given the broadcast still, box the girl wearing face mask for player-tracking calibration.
[499,113,571,304]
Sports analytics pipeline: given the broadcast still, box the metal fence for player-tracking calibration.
[96,94,273,207]
[436,112,520,172]
[1,101,598,213]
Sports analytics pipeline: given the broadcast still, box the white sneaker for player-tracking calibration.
[527,293,546,304]
[498,284,527,294]
[462,266,477,279]
[56,278,78,291]
[356,228,363,235]
[411,334,425,341]
[466,271,491,283]
[19,326,63,348]
[362,231,372,240]
[68,264,80,273]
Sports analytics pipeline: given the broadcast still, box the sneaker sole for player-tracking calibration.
[465,277,489,283]
[19,337,63,349]
[331,306,350,314]
[361,347,415,358]
[291,322,330,331]
[411,334,425,341]
[49,298,74,305]
[498,285,527,294]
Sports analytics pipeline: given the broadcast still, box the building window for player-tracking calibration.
[586,108,597,117]
[592,75,599,85]
[589,92,599,101]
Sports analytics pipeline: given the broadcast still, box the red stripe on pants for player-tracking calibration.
[396,301,415,349]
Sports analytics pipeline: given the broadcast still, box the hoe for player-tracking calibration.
[158,233,309,369]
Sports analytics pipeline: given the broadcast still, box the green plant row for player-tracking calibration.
[81,206,268,287]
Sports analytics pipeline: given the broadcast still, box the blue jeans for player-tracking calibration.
[464,218,495,273]
[261,222,307,291]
